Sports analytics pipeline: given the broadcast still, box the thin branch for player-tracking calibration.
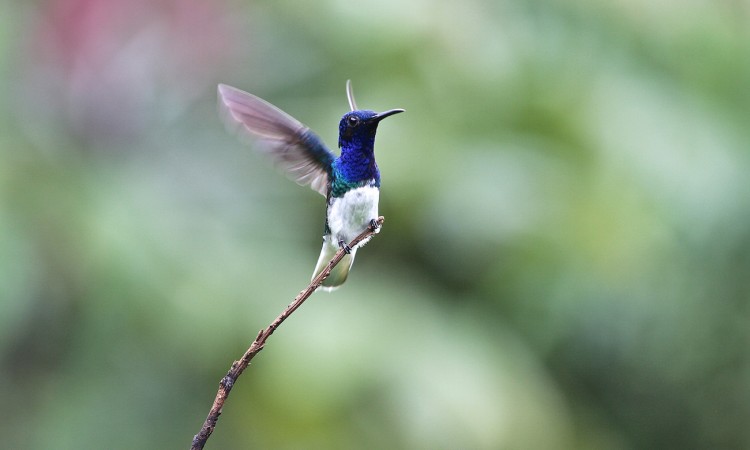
[190,216,385,450]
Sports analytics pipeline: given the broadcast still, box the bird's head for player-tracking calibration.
[338,109,404,149]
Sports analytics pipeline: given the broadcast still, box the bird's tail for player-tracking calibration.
[312,241,356,291]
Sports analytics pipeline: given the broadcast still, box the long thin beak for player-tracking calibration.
[374,108,405,122]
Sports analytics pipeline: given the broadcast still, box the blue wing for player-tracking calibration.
[218,84,335,196]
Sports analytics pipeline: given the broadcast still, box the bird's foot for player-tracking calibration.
[369,218,381,233]
[338,239,352,254]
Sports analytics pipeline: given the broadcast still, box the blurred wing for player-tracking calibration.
[218,84,335,196]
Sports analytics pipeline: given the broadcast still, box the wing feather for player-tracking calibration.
[218,84,334,196]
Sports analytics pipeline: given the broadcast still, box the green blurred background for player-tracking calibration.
[2,0,749,449]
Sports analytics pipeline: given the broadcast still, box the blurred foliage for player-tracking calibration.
[2,0,750,449]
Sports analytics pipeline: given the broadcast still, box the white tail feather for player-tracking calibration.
[312,242,357,291]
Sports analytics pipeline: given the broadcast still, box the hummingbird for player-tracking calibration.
[218,81,404,290]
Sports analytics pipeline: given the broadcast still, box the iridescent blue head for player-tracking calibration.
[337,80,404,151]
[337,109,404,150]
[332,81,404,186]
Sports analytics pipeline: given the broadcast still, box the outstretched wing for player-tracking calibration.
[218,84,335,196]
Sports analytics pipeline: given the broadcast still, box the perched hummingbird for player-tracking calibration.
[218,81,404,290]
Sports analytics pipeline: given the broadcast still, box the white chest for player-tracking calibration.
[327,186,379,242]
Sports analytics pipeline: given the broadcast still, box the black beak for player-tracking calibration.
[374,108,405,122]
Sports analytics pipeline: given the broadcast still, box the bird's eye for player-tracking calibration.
[347,115,360,127]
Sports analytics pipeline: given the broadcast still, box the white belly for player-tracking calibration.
[327,186,379,244]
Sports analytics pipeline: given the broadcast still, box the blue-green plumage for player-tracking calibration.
[218,82,403,290]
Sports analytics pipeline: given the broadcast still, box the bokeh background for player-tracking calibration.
[2,0,749,449]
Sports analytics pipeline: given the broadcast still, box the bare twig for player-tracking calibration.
[190,217,385,450]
